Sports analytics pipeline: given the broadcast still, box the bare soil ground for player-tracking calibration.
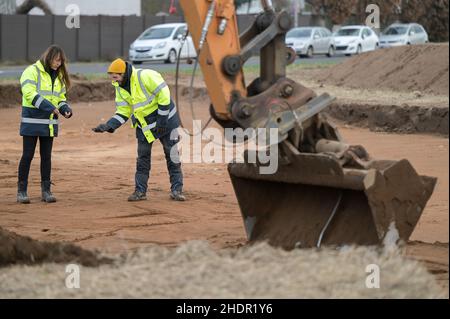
[315,44,449,96]
[0,99,448,296]
[0,226,112,267]
[0,44,448,297]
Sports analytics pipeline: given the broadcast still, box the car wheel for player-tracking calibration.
[165,49,177,64]
[356,44,362,55]
[375,43,379,50]
[326,46,335,58]
[306,46,314,58]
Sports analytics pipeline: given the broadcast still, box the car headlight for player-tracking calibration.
[155,42,167,49]
[298,43,305,48]
[349,39,357,44]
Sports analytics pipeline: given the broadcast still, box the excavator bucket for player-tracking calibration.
[228,150,437,250]
[178,0,437,250]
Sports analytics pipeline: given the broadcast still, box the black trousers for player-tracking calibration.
[18,136,54,183]
[135,131,183,194]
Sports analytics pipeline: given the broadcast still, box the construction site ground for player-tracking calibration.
[0,45,448,297]
[0,96,448,291]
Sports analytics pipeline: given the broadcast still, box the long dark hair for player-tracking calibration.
[39,45,71,90]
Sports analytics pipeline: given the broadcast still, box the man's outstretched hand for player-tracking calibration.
[92,123,114,133]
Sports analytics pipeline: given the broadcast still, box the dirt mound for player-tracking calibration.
[70,73,88,81]
[318,44,449,96]
[0,81,204,109]
[0,80,114,109]
[0,227,112,267]
[327,102,449,135]
[0,241,445,298]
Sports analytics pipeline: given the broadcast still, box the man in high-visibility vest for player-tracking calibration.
[93,58,185,202]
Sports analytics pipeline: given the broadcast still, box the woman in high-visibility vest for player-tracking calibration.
[17,45,73,204]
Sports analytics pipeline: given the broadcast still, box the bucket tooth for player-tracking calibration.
[364,159,437,243]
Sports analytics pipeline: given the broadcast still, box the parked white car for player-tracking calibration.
[380,23,429,48]
[333,25,379,56]
[129,23,197,64]
[286,27,336,58]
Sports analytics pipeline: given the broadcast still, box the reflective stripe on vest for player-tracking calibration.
[141,122,157,132]
[116,87,128,104]
[158,108,170,116]
[113,115,126,124]
[34,65,66,97]
[140,106,177,132]
[21,79,38,88]
[21,118,59,125]
[133,70,168,111]
[115,100,128,107]
[34,96,45,109]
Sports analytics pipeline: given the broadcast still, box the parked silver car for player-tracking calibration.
[129,23,196,64]
[380,23,429,48]
[333,25,380,56]
[286,27,335,58]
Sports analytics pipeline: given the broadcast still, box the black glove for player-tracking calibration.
[64,110,73,119]
[59,103,73,119]
[156,127,168,136]
[92,123,114,133]
[156,115,168,136]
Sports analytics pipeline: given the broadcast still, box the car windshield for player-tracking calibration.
[140,27,174,40]
[287,29,312,38]
[383,26,408,35]
[336,28,360,36]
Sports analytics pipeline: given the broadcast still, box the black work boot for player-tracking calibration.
[17,181,30,204]
[128,191,147,202]
[41,181,56,203]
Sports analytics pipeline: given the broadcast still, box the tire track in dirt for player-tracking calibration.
[73,220,190,243]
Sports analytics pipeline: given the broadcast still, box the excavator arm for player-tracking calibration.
[180,0,246,120]
[179,0,437,249]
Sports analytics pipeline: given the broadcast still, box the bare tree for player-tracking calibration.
[16,0,52,15]
[401,0,449,42]
[306,0,449,41]
[0,0,16,14]
[307,0,358,25]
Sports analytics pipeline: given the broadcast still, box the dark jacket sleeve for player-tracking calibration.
[32,95,55,113]
[107,113,129,130]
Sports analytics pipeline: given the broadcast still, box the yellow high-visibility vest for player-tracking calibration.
[112,67,170,143]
